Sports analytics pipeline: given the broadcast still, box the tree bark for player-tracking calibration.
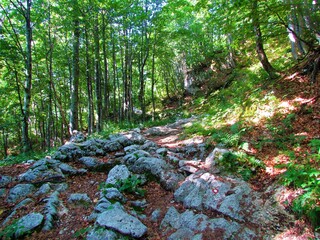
[252,0,277,79]
[94,14,102,131]
[102,12,109,123]
[112,30,117,121]
[22,0,32,152]
[85,23,94,135]
[46,3,53,150]
[151,33,156,121]
[69,1,80,133]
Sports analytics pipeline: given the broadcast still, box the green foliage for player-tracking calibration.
[0,219,25,240]
[278,145,320,229]
[72,226,93,239]
[118,175,146,197]
[310,139,320,155]
[99,175,146,197]
[0,149,56,167]
[281,163,320,229]
[218,151,265,181]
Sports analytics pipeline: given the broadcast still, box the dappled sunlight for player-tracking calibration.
[265,153,290,177]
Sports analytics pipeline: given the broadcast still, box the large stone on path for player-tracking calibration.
[174,171,294,231]
[106,165,131,186]
[7,183,35,203]
[96,207,147,238]
[0,175,12,187]
[13,213,44,238]
[79,157,116,172]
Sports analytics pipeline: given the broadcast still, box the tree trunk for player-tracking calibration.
[151,33,156,121]
[22,0,32,152]
[102,12,109,123]
[70,1,80,133]
[85,24,94,135]
[94,14,102,131]
[112,30,117,121]
[252,0,277,79]
[2,129,8,158]
[46,4,53,150]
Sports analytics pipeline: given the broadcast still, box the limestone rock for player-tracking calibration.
[43,191,60,230]
[204,146,229,169]
[0,175,12,188]
[70,131,86,143]
[96,207,147,238]
[53,143,84,162]
[68,193,92,206]
[79,156,117,172]
[7,183,35,203]
[14,213,44,238]
[106,165,130,186]
[86,227,118,240]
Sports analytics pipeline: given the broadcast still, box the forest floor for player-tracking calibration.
[0,64,319,239]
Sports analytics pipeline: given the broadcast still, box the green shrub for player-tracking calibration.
[99,175,146,197]
[281,162,320,229]
[278,143,320,229]
[218,151,265,181]
[0,219,25,239]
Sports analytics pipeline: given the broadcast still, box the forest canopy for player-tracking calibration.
[0,0,319,156]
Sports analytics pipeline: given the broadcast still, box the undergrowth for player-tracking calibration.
[182,63,320,229]
[218,151,265,181]
[0,149,56,167]
[276,139,320,229]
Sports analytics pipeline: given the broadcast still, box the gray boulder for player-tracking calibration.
[103,140,123,152]
[102,187,126,202]
[77,139,104,156]
[86,227,118,240]
[70,131,86,143]
[124,145,140,154]
[13,213,44,238]
[96,207,147,238]
[53,143,84,162]
[0,175,12,188]
[160,170,184,191]
[42,191,60,230]
[68,193,92,206]
[122,131,146,145]
[59,163,86,175]
[161,206,253,240]
[128,157,168,178]
[78,156,117,172]
[7,183,35,203]
[123,150,151,165]
[35,183,52,196]
[106,165,130,186]
[204,146,229,169]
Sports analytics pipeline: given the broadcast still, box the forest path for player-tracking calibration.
[0,117,316,239]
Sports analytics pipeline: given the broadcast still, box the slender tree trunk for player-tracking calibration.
[2,129,8,158]
[227,34,236,68]
[112,30,117,121]
[70,1,80,133]
[22,0,32,152]
[151,33,156,121]
[138,35,149,121]
[94,14,102,131]
[128,41,133,121]
[102,12,109,123]
[85,25,94,135]
[252,0,277,79]
[46,4,53,150]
